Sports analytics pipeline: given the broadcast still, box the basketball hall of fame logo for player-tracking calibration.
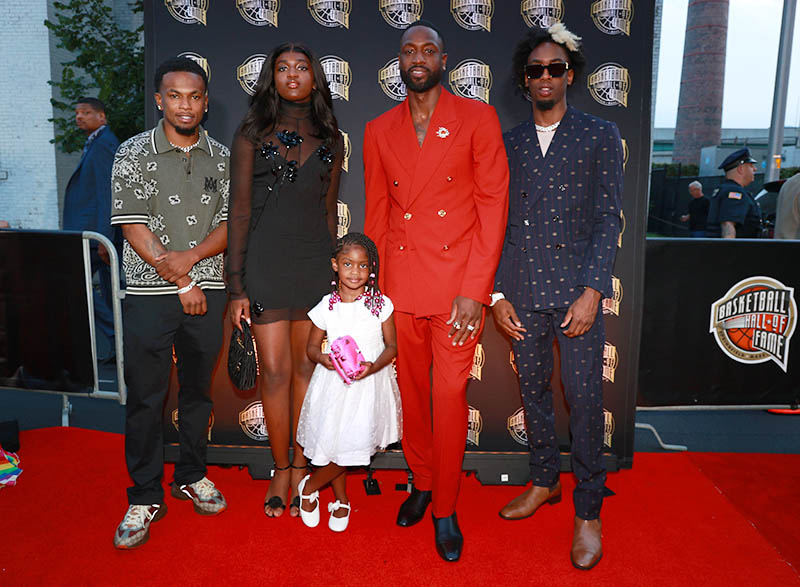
[588,63,630,108]
[467,405,483,447]
[237,0,280,27]
[178,52,210,83]
[172,409,215,442]
[520,0,563,29]
[621,138,629,170]
[603,409,614,448]
[470,343,485,381]
[308,0,350,28]
[507,407,527,446]
[340,129,351,172]
[321,56,351,101]
[380,0,424,29]
[237,54,267,96]
[337,200,351,238]
[451,0,493,32]
[239,401,269,441]
[591,0,634,36]
[602,341,618,383]
[378,58,407,102]
[449,59,492,104]
[165,0,208,25]
[709,277,796,372]
[602,275,622,316]
[618,209,626,248]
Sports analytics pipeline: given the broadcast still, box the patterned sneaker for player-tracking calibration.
[171,477,227,515]
[113,503,167,549]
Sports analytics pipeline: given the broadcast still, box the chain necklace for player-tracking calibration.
[535,120,561,133]
[168,135,202,153]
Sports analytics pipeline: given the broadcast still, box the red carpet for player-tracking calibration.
[1,428,797,586]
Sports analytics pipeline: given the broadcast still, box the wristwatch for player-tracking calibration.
[490,292,505,307]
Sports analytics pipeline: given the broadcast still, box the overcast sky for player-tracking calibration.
[655,0,800,129]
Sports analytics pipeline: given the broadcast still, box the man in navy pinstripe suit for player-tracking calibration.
[491,25,623,571]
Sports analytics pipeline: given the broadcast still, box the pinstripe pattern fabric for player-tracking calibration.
[494,106,623,310]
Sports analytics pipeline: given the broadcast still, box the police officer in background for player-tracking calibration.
[706,148,762,238]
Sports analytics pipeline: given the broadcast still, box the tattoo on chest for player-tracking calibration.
[413,119,430,147]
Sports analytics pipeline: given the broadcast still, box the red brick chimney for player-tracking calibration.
[672,0,730,165]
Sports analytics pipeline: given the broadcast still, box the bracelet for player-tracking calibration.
[490,292,505,307]
[176,280,196,295]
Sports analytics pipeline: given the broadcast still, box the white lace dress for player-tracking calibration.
[296,294,402,467]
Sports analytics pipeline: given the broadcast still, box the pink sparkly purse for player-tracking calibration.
[329,335,366,384]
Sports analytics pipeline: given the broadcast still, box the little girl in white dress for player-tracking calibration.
[296,233,401,532]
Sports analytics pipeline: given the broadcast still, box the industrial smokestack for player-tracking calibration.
[672,0,730,165]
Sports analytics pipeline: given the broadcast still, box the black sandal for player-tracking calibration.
[263,464,290,517]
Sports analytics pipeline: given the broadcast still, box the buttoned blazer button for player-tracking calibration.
[559,185,566,191]
[404,212,412,220]
[446,176,453,182]
[521,246,527,252]
[521,191,528,198]
[438,209,446,217]
[556,244,564,250]
[553,215,560,222]
[524,219,530,226]
[393,180,399,186]
[442,245,449,251]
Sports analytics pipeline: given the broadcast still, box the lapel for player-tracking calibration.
[386,101,420,181]
[404,89,463,208]
[523,106,585,208]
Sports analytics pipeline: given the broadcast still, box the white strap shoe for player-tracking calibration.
[327,500,351,532]
[297,474,320,528]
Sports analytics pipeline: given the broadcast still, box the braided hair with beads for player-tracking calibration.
[328,232,384,317]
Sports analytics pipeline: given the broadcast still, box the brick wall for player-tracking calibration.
[0,0,59,229]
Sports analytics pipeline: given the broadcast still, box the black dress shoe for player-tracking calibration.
[432,512,463,562]
[396,487,432,527]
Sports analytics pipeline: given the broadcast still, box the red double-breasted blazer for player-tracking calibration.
[363,89,509,317]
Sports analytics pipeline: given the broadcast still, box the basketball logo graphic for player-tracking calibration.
[709,277,796,372]
[378,58,407,101]
[379,0,424,29]
[173,409,215,442]
[591,0,634,36]
[467,405,483,447]
[470,343,485,381]
[602,275,622,316]
[603,409,615,448]
[178,52,210,83]
[340,129,351,172]
[451,0,494,32]
[337,200,351,238]
[507,407,528,445]
[165,0,208,25]
[449,59,492,104]
[602,342,618,383]
[239,401,269,441]
[237,54,267,95]
[520,0,563,29]
[308,0,350,28]
[588,63,630,107]
[237,0,280,27]
[321,56,351,101]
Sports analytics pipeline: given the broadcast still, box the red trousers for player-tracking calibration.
[394,310,483,517]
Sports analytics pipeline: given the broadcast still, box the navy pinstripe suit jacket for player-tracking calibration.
[494,106,623,312]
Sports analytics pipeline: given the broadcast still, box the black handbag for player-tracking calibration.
[228,320,257,390]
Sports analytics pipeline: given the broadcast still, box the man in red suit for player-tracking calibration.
[363,21,508,562]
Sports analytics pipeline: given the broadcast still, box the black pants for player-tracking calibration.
[123,291,225,505]
[514,306,606,520]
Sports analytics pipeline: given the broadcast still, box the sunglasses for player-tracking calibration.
[525,62,570,79]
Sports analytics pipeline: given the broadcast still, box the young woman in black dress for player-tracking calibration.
[227,42,343,517]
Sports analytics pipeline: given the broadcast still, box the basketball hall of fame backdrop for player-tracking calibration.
[147,1,652,482]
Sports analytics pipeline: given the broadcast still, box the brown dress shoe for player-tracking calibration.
[571,517,602,570]
[498,481,561,520]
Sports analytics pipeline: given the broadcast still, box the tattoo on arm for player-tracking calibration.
[148,234,168,258]
[721,221,736,239]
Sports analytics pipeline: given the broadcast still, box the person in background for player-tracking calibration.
[679,180,709,237]
[63,97,120,361]
[706,148,762,239]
